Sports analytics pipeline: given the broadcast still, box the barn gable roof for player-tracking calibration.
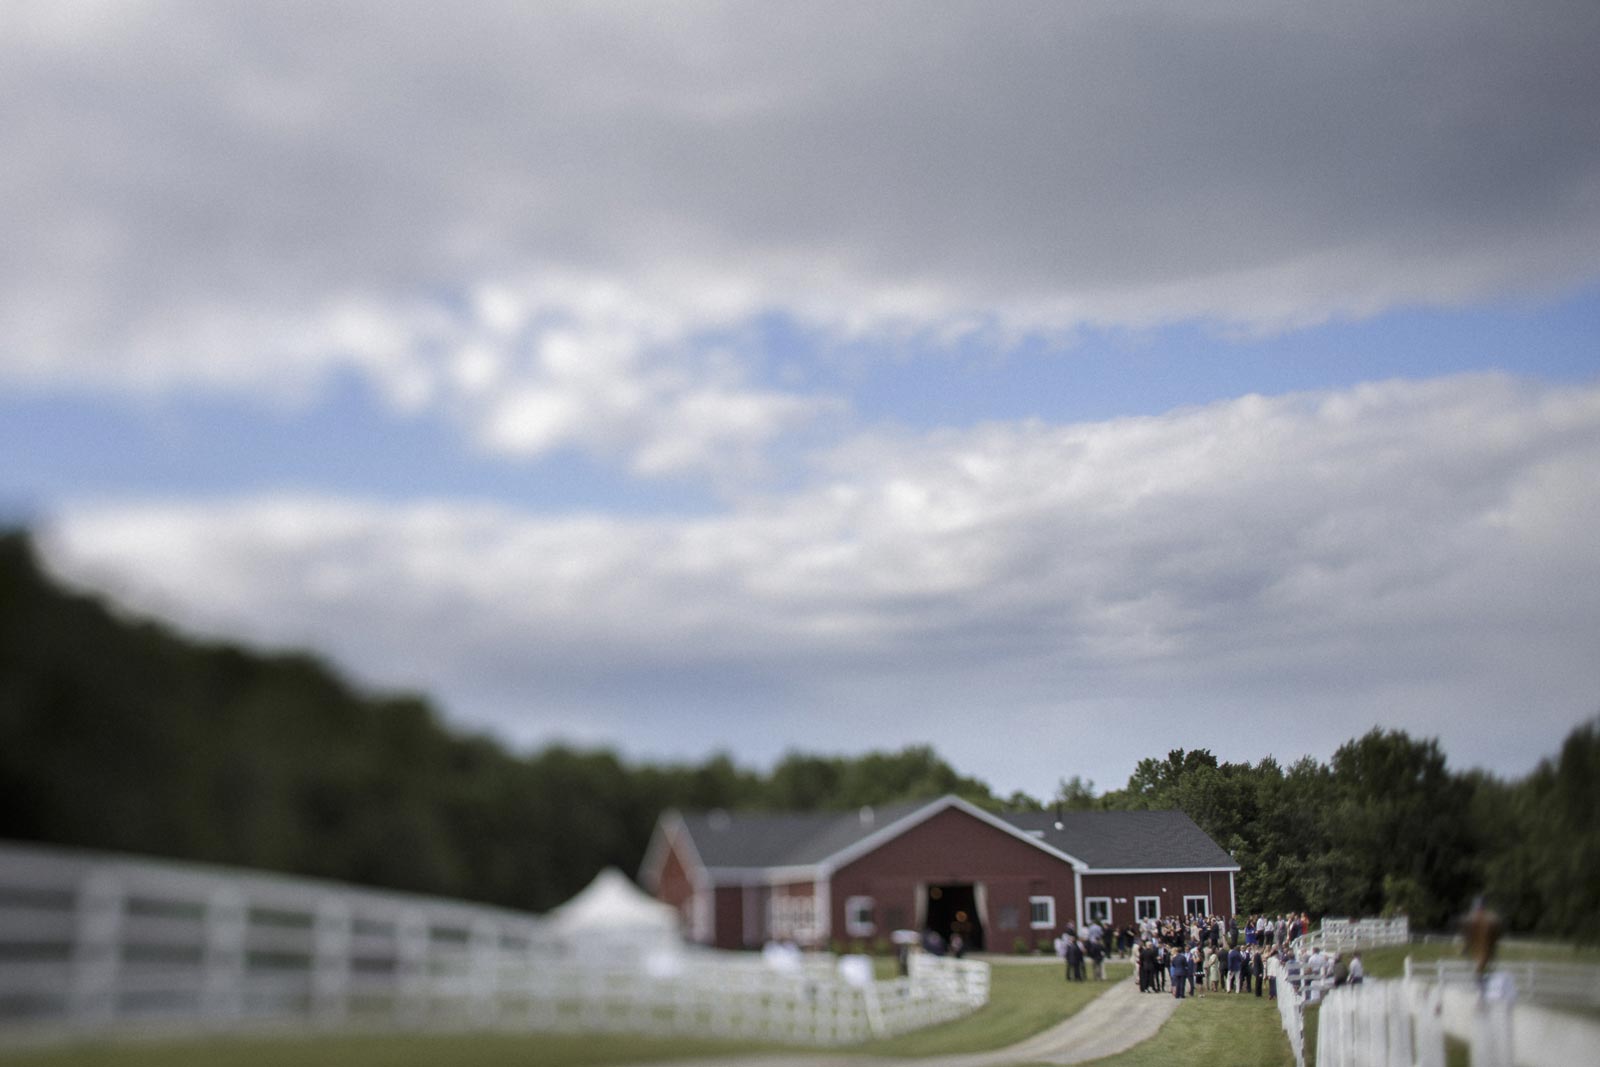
[660,795,1237,883]
[678,797,933,870]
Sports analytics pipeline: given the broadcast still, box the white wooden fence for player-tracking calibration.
[1313,978,1455,1067]
[1268,954,1336,1067]
[1294,958,1600,1067]
[0,840,987,1047]
[1300,916,1410,954]
[0,839,557,1032]
[507,951,988,1045]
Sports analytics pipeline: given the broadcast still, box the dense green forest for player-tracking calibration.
[2,530,1595,939]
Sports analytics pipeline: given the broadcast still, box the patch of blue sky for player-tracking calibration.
[824,285,1600,429]
[0,371,725,521]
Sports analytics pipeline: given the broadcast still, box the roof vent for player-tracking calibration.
[859,806,875,826]
[1028,829,1046,839]
[708,809,731,831]
[1053,821,1064,831]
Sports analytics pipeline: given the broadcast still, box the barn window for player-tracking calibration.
[1085,897,1112,925]
[1028,896,1055,929]
[845,896,875,937]
[1135,896,1161,921]
[1184,895,1210,916]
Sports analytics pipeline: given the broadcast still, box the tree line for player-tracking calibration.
[1,530,1594,939]
[1060,729,1598,940]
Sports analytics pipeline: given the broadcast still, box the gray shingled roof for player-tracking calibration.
[1000,809,1238,870]
[677,797,1236,873]
[680,798,932,868]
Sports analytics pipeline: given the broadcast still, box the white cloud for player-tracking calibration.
[3,3,1599,475]
[38,374,1600,796]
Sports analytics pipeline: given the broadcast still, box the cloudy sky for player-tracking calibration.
[5,1,1599,800]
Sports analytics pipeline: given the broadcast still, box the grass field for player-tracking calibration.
[1353,938,1600,980]
[856,958,1113,1057]
[0,959,1109,1067]
[1072,990,1293,1067]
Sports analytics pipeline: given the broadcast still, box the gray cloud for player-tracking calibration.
[39,374,1600,797]
[4,2,1600,469]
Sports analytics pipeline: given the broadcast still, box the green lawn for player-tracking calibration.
[1066,991,1293,1067]
[1351,937,1600,980]
[857,959,1115,1057]
[0,960,1114,1067]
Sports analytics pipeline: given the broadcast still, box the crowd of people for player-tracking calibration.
[1052,912,1366,1000]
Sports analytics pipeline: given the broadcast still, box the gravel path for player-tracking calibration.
[621,974,1180,1067]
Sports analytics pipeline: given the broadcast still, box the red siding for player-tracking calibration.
[1079,870,1234,927]
[713,886,744,951]
[655,836,697,929]
[830,806,1078,952]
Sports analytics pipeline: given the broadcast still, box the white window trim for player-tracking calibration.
[1183,894,1210,916]
[845,895,876,938]
[1084,896,1112,925]
[1134,895,1161,921]
[1028,895,1056,929]
[692,889,714,943]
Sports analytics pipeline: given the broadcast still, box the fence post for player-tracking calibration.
[395,910,429,1026]
[468,919,498,1026]
[69,870,122,1027]
[1387,981,1412,1067]
[1412,980,1446,1067]
[203,886,247,1022]
[1470,994,1513,1067]
[312,900,352,1025]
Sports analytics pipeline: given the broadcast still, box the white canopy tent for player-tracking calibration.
[551,868,684,964]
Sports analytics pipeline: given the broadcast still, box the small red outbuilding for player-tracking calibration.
[641,794,1239,951]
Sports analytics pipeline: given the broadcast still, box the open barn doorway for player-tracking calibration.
[925,883,984,952]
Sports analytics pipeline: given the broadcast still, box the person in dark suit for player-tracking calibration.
[1253,947,1266,996]
[1139,940,1158,992]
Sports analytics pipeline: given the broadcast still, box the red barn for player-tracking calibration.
[640,794,1239,952]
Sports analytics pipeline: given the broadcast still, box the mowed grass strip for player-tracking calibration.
[1069,988,1294,1067]
[857,959,1117,1057]
[1350,938,1600,980]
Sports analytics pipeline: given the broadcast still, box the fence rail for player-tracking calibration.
[0,839,557,1032]
[0,840,987,1047]
[1410,957,1600,1011]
